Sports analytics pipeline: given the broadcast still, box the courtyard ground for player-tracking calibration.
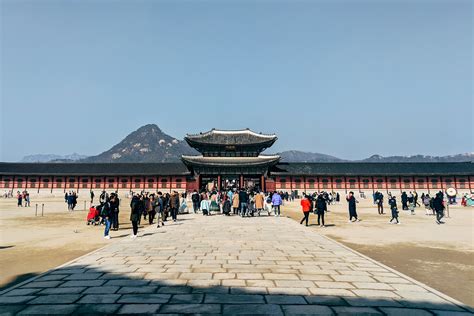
[0,194,473,310]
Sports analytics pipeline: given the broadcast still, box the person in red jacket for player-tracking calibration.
[300,194,311,226]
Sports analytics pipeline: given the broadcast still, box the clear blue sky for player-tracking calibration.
[1,0,472,161]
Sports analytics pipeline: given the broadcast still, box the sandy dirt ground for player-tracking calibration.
[283,198,474,306]
[1,195,473,306]
[0,195,138,290]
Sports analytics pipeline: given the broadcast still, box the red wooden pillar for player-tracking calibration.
[303,176,307,193]
[399,176,402,193]
[217,175,221,191]
[169,176,172,193]
[343,176,347,194]
[38,176,41,194]
[330,176,334,193]
[261,175,265,192]
[240,174,244,189]
[371,176,375,194]
[426,176,430,194]
[412,176,416,192]
[469,175,472,193]
[316,176,320,192]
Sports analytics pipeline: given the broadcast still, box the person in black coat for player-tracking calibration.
[130,195,142,238]
[346,191,360,222]
[109,193,120,230]
[432,193,445,224]
[315,194,327,227]
[401,192,408,210]
[388,195,399,224]
[238,189,249,217]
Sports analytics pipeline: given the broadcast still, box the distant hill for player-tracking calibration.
[361,153,474,163]
[19,124,473,163]
[21,153,87,163]
[278,150,344,162]
[80,124,197,163]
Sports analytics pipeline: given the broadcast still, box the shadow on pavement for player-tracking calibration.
[0,263,471,315]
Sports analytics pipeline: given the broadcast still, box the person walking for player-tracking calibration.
[408,192,415,215]
[169,191,180,222]
[254,191,264,216]
[232,191,240,215]
[17,191,22,207]
[272,191,282,217]
[200,195,210,216]
[300,194,311,226]
[346,191,360,222]
[401,192,408,210]
[90,190,95,204]
[155,192,165,228]
[433,192,445,224]
[388,195,400,224]
[315,193,327,227]
[191,190,200,214]
[101,200,111,239]
[238,188,249,217]
[376,192,384,215]
[130,194,141,238]
[109,193,120,230]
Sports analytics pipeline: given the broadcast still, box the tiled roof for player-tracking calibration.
[185,129,277,146]
[271,162,474,176]
[0,162,471,177]
[0,162,189,176]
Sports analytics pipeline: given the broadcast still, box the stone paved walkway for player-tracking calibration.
[0,214,472,315]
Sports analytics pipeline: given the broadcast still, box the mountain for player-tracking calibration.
[81,124,197,163]
[361,153,474,163]
[278,150,344,162]
[19,125,473,163]
[21,153,88,163]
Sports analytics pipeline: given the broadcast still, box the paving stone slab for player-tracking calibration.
[281,304,333,315]
[204,294,265,304]
[159,303,221,314]
[265,295,307,305]
[222,303,283,315]
[117,304,161,314]
[17,304,78,315]
[117,294,170,304]
[77,294,121,304]
[27,294,80,304]
[74,304,122,314]
[380,307,433,316]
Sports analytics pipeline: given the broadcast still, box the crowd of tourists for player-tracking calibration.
[190,189,283,217]
[87,190,188,239]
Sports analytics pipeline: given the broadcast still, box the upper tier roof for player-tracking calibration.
[185,129,277,147]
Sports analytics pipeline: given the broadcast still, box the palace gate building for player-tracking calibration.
[0,129,473,196]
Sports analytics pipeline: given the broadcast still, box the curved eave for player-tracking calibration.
[181,155,281,168]
[184,137,277,149]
